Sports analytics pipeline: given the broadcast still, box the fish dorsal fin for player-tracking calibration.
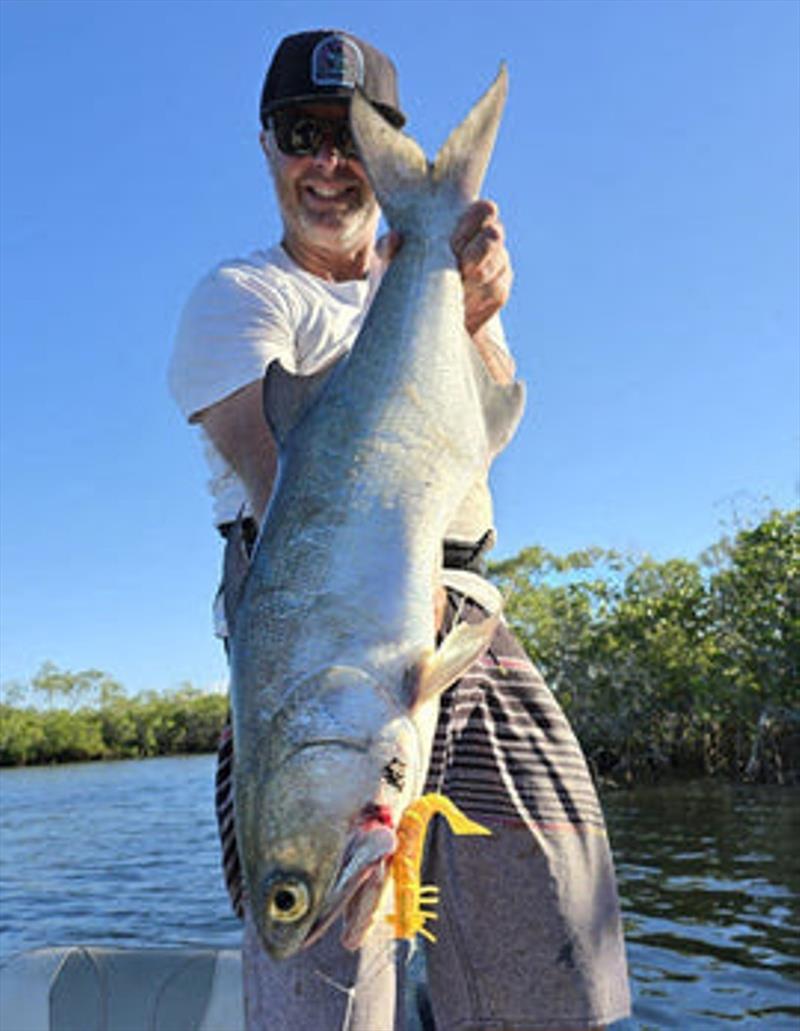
[350,64,508,230]
[262,354,344,446]
[405,607,500,713]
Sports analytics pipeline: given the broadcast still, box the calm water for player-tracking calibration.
[1,756,797,1029]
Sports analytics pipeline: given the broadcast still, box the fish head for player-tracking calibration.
[235,666,423,958]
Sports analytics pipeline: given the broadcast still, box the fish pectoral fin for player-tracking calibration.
[406,610,500,711]
[262,355,345,446]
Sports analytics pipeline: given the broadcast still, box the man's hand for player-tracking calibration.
[377,200,513,337]
[376,200,515,384]
[450,200,513,337]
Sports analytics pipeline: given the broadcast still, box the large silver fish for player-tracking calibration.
[228,66,524,960]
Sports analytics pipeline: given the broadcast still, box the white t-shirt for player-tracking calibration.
[169,243,509,543]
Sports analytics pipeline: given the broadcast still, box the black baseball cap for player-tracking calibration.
[260,30,406,129]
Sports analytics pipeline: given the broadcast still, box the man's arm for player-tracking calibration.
[199,380,278,525]
[451,199,516,385]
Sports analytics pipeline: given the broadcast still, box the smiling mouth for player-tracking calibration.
[302,182,359,207]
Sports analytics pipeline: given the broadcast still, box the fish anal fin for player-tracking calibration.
[406,611,500,712]
[481,372,527,458]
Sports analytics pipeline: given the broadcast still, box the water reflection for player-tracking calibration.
[603,780,800,1028]
[0,760,797,1028]
[0,756,241,959]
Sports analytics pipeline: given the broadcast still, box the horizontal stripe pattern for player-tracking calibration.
[423,597,607,832]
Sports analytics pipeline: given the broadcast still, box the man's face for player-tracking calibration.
[261,102,380,254]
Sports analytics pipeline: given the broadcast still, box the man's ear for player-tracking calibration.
[262,130,278,160]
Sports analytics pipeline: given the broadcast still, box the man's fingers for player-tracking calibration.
[460,227,508,283]
[450,199,499,256]
[450,198,514,336]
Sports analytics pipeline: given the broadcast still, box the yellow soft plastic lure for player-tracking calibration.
[386,793,491,942]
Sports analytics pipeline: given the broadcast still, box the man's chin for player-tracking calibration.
[300,210,375,248]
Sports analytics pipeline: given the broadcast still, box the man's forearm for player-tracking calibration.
[471,324,516,385]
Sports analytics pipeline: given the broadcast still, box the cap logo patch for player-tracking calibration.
[311,34,364,89]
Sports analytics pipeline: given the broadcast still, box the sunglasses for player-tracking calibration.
[270,110,359,160]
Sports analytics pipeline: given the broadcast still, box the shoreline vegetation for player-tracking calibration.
[2,510,797,783]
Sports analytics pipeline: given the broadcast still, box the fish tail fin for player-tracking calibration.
[432,64,508,204]
[350,64,508,230]
[349,95,429,228]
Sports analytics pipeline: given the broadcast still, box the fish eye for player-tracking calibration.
[266,878,311,923]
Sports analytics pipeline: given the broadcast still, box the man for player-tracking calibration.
[170,30,630,1031]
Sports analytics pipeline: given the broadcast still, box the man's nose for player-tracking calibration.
[312,138,347,167]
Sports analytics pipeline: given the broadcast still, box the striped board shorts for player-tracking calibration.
[214,589,631,1029]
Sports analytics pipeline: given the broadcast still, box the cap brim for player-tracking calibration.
[261,93,405,128]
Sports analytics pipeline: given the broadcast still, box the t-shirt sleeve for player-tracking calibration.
[168,263,296,422]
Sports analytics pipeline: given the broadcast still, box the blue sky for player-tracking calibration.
[1,0,797,696]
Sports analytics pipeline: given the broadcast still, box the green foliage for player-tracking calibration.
[705,511,799,709]
[0,705,45,766]
[490,509,800,784]
[30,662,124,711]
[0,678,228,767]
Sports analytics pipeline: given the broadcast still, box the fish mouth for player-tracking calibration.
[303,811,396,952]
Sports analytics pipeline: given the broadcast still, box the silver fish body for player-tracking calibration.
[229,66,525,959]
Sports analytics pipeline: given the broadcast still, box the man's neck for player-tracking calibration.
[281,233,375,283]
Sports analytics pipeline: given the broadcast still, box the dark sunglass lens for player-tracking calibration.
[272,116,292,155]
[272,112,357,159]
[273,114,316,156]
[287,117,322,156]
[334,123,358,159]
